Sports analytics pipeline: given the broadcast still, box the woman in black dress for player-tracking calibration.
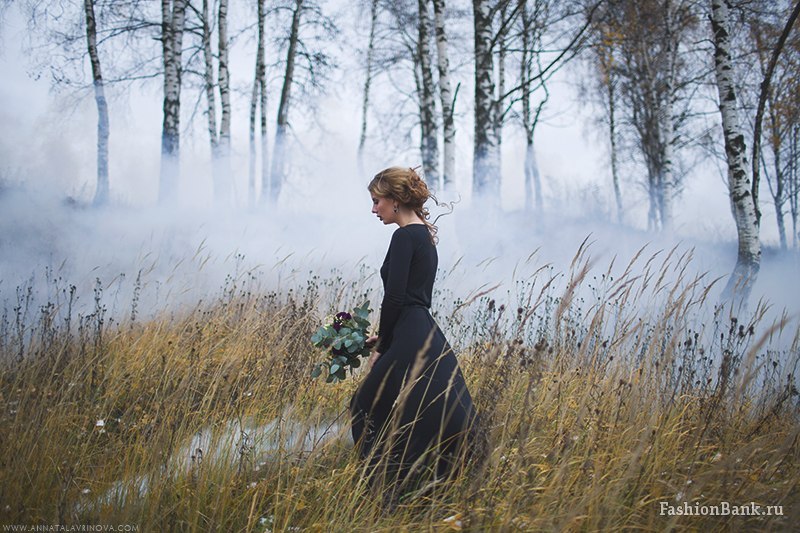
[350,166,482,502]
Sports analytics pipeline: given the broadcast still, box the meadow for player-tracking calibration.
[0,243,797,532]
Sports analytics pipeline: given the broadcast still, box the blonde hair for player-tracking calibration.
[368,166,438,244]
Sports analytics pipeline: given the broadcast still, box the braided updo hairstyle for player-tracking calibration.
[368,166,438,245]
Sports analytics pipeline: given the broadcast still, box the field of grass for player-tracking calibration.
[0,246,798,531]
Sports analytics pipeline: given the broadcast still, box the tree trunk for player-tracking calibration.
[248,0,268,206]
[791,126,799,250]
[216,0,231,204]
[432,0,455,191]
[711,0,761,299]
[84,0,109,207]
[417,0,439,186]
[255,0,269,205]
[249,58,259,206]
[202,0,220,196]
[520,0,546,215]
[495,3,506,156]
[358,0,379,176]
[270,0,303,204]
[658,0,676,231]
[608,67,622,223]
[159,0,187,205]
[770,141,788,250]
[472,0,499,207]
[202,0,217,151]
[751,0,800,244]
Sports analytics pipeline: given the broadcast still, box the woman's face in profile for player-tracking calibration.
[371,195,395,225]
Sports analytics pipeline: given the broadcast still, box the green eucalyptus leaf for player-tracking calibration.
[311,364,322,378]
[330,363,341,374]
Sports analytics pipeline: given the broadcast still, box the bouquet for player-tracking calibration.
[310,302,372,383]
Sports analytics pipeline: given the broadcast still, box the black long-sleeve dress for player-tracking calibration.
[350,224,482,496]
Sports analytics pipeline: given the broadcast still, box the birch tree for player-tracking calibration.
[357,0,380,176]
[267,0,336,204]
[216,0,231,203]
[417,0,439,186]
[518,0,553,214]
[602,0,696,231]
[269,0,303,204]
[710,0,761,297]
[198,0,231,205]
[250,0,268,205]
[748,1,800,251]
[472,0,501,207]
[587,6,624,222]
[432,0,455,190]
[84,0,110,206]
[159,0,188,205]
[24,0,116,205]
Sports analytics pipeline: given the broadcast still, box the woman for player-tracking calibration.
[350,166,482,503]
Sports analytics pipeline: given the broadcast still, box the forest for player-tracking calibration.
[0,0,798,530]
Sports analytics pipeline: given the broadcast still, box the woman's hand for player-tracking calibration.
[368,350,381,369]
[365,335,380,369]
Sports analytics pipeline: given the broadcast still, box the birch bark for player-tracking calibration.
[358,0,379,176]
[417,0,439,186]
[711,0,761,298]
[202,0,217,153]
[84,0,110,206]
[249,0,268,205]
[270,0,304,204]
[159,0,187,205]
[472,0,499,207]
[432,0,454,190]
[216,0,231,203]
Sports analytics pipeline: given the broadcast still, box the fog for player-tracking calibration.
[0,3,797,352]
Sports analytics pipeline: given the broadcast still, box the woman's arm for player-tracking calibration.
[376,228,414,354]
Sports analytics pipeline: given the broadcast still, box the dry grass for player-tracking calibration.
[0,247,798,531]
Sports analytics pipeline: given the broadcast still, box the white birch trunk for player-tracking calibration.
[495,4,506,153]
[270,0,303,204]
[248,61,259,207]
[202,0,217,152]
[358,0,379,177]
[472,0,499,208]
[159,0,187,205]
[201,0,223,203]
[659,0,676,231]
[248,0,268,206]
[711,0,761,298]
[417,0,439,187]
[256,0,269,204]
[660,95,674,230]
[790,128,799,250]
[608,66,622,224]
[432,0,454,191]
[84,0,110,206]
[215,0,231,204]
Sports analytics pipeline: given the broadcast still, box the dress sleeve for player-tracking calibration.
[376,227,414,354]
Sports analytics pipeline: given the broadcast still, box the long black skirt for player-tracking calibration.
[350,305,483,496]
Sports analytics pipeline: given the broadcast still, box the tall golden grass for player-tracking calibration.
[0,246,798,531]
